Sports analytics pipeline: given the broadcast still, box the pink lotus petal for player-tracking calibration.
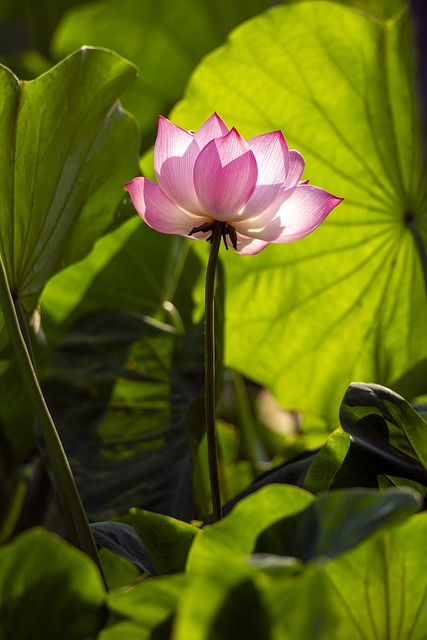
[284,150,305,188]
[153,116,201,212]
[248,130,289,183]
[194,128,258,221]
[154,116,194,177]
[125,177,207,236]
[257,185,343,243]
[239,131,290,218]
[234,232,270,255]
[194,113,229,149]
[234,187,296,238]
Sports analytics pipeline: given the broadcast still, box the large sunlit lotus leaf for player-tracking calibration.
[317,0,406,18]
[0,528,106,640]
[0,47,139,350]
[171,1,427,426]
[51,0,275,151]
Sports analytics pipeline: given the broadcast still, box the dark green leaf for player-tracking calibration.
[91,521,156,575]
[0,0,94,54]
[214,451,316,520]
[340,382,427,485]
[42,308,204,521]
[0,358,35,465]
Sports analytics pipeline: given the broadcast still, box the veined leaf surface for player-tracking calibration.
[172,0,427,425]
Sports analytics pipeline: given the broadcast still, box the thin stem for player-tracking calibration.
[0,253,107,589]
[205,228,223,521]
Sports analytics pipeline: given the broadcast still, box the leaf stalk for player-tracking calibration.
[0,252,107,589]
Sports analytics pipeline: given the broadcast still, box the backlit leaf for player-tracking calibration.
[0,528,106,640]
[171,0,427,426]
[0,47,139,350]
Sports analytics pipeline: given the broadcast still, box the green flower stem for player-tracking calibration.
[205,228,223,522]
[0,252,107,589]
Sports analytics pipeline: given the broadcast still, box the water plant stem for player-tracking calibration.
[205,228,223,521]
[0,252,107,588]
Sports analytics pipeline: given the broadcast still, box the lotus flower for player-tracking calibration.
[126,113,342,255]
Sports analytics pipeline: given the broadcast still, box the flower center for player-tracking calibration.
[188,220,237,250]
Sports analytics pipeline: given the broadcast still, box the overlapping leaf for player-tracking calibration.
[0,47,140,351]
[172,0,427,425]
[340,382,427,486]
[175,485,423,640]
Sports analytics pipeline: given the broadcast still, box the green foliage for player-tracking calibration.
[188,485,314,571]
[323,511,427,639]
[0,47,140,350]
[42,308,204,521]
[341,382,427,470]
[172,0,427,426]
[303,383,427,496]
[0,528,106,639]
[40,221,201,343]
[303,427,351,492]
[130,508,200,575]
[189,485,420,570]
[50,0,275,151]
[103,573,186,639]
[0,0,426,636]
[96,488,424,639]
